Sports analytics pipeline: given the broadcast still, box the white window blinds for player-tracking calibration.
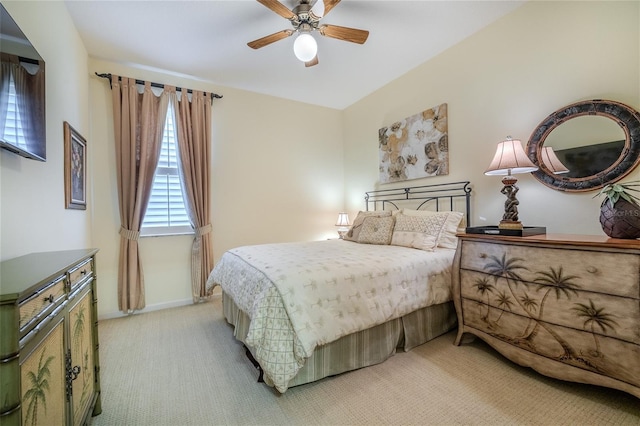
[141,103,192,236]
[2,73,28,150]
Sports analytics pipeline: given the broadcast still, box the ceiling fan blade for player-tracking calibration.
[256,0,296,20]
[319,24,369,44]
[247,29,294,49]
[322,0,340,16]
[305,55,319,67]
[310,0,339,18]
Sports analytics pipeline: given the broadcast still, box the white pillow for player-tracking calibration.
[401,209,464,249]
[390,212,449,251]
[344,210,392,242]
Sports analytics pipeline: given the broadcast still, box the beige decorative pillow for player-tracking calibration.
[344,210,392,242]
[401,209,464,249]
[357,216,395,245]
[391,212,449,251]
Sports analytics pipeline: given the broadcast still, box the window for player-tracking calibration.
[2,73,28,151]
[141,103,192,236]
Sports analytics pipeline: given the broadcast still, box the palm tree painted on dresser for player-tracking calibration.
[483,253,540,346]
[493,290,514,325]
[23,350,55,426]
[518,294,538,337]
[472,276,495,322]
[572,299,619,358]
[481,253,582,362]
[526,266,580,343]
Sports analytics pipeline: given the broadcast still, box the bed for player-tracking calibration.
[206,181,472,393]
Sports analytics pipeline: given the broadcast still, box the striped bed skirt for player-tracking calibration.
[222,291,457,390]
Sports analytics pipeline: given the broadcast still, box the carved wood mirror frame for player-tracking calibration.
[526,99,640,192]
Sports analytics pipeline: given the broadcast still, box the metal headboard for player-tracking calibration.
[365,181,472,225]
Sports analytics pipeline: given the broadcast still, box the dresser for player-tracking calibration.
[452,234,640,399]
[0,249,102,425]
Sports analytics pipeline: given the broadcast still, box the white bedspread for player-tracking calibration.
[206,239,455,392]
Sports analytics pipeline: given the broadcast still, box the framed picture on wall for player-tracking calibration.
[64,121,87,210]
[378,103,449,184]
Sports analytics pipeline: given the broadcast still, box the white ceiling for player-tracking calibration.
[64,0,524,110]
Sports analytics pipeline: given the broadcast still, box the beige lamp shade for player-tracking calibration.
[485,136,539,176]
[335,212,350,227]
[335,212,350,239]
[540,146,569,174]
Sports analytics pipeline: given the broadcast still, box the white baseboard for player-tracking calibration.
[98,295,220,321]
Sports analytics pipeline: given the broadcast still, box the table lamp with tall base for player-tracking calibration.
[484,136,539,230]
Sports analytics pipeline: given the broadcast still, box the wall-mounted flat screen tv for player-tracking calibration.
[0,4,46,161]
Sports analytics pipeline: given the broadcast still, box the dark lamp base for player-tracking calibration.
[499,220,523,230]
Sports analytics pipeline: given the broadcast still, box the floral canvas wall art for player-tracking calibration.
[379,103,448,183]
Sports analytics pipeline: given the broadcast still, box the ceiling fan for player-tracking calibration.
[247,0,369,67]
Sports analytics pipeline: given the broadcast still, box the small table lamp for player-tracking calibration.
[540,146,569,174]
[485,136,539,230]
[335,212,350,239]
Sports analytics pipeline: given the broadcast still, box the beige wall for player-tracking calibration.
[1,1,91,260]
[88,59,344,317]
[343,1,640,235]
[1,0,343,319]
[3,1,639,318]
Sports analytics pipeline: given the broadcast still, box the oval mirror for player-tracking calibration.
[526,99,640,192]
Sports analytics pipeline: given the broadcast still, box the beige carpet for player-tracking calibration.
[92,296,640,426]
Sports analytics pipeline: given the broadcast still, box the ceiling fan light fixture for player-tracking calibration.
[249,0,368,67]
[293,32,317,62]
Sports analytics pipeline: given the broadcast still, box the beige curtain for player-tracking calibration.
[175,90,214,302]
[111,76,169,312]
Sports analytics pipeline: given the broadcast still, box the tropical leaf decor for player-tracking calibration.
[459,244,640,390]
[21,323,65,426]
[594,181,640,238]
[23,351,55,426]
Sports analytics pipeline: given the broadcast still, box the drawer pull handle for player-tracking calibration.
[587,266,598,274]
[65,364,81,401]
[81,269,87,275]
[44,294,54,303]
[69,365,81,381]
[65,348,82,401]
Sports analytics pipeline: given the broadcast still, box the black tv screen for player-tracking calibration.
[0,4,46,161]
[555,140,625,179]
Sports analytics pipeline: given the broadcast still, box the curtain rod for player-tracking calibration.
[95,72,223,100]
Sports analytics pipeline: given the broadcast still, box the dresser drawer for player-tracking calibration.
[18,275,66,332]
[460,240,640,299]
[68,258,93,290]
